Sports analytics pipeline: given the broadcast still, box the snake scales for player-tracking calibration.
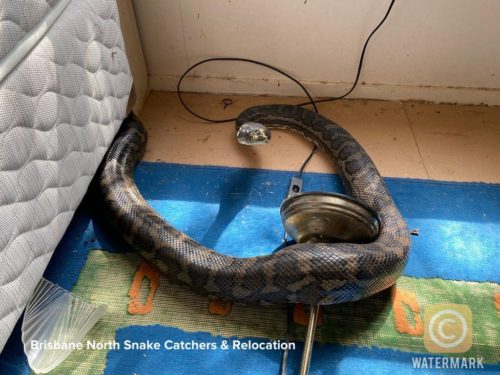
[100,105,410,305]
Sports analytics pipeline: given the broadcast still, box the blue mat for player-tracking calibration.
[1,162,499,374]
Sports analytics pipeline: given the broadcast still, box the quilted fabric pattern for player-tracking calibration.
[0,0,59,60]
[0,0,132,351]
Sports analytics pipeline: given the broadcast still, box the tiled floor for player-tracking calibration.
[139,91,500,183]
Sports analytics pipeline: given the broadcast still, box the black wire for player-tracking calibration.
[296,0,396,107]
[176,57,318,123]
[294,0,396,175]
[297,146,317,178]
[176,0,396,176]
[176,0,396,119]
[176,57,321,178]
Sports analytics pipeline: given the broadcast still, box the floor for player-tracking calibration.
[139,92,500,184]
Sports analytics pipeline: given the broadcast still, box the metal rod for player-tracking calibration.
[280,341,289,375]
[299,304,319,375]
[280,304,293,375]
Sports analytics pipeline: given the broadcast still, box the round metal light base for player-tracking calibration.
[280,192,380,244]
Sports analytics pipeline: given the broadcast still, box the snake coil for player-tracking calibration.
[100,105,410,305]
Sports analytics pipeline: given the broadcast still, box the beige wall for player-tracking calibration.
[133,0,500,105]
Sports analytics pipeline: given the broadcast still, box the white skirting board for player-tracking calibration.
[152,74,500,106]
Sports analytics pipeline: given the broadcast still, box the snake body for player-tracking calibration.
[100,105,410,305]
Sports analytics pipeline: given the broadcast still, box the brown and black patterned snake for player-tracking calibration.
[99,105,410,305]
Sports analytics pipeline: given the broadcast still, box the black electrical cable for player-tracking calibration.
[297,145,317,178]
[176,0,396,176]
[176,57,319,123]
[294,0,395,174]
[297,0,396,107]
[176,0,396,120]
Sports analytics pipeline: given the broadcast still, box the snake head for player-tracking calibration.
[236,122,271,145]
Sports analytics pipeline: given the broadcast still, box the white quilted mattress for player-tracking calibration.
[0,0,132,351]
